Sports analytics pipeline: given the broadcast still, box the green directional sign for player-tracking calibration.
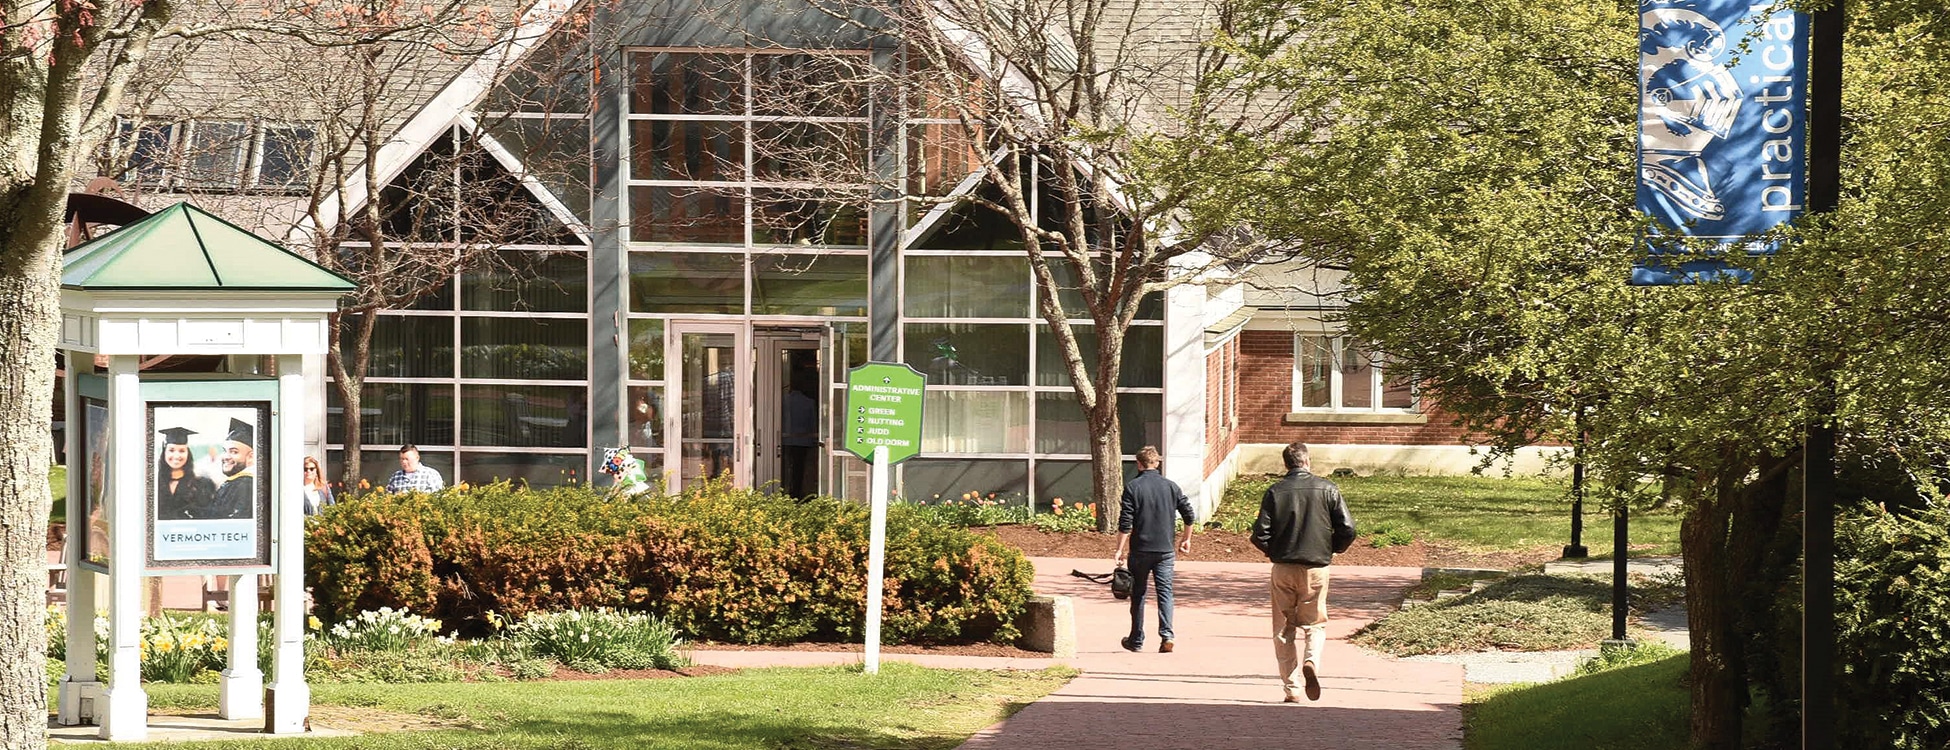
[844,362,926,465]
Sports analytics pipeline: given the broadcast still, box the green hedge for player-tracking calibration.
[306,481,1035,645]
[1836,502,1950,749]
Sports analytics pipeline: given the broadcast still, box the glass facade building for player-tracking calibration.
[323,2,1198,508]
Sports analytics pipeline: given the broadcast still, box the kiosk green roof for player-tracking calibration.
[63,202,356,291]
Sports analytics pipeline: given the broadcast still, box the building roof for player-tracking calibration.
[62,202,356,292]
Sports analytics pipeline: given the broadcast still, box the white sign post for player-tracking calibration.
[864,444,890,673]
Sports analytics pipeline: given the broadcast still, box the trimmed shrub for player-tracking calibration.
[307,480,1035,645]
[1836,502,1950,749]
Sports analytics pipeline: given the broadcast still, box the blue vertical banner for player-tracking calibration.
[1633,0,1808,285]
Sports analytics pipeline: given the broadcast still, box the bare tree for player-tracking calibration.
[0,0,530,740]
[760,0,1309,528]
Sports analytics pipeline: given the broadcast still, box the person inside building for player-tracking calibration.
[386,444,446,493]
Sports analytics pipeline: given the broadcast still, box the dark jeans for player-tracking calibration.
[1127,550,1176,645]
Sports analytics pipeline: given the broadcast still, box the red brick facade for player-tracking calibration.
[1203,336,1241,474]
[1234,330,1473,446]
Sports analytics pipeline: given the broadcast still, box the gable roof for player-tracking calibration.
[64,202,356,291]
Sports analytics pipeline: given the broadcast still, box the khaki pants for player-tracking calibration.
[1271,563,1330,698]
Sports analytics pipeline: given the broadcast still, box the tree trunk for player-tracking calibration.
[1684,463,1747,750]
[336,378,364,489]
[1087,395,1123,533]
[328,312,373,488]
[0,219,64,750]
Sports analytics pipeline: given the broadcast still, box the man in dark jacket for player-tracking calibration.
[1251,441,1356,702]
[1114,446,1196,653]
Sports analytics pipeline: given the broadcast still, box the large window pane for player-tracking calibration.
[461,251,587,313]
[830,322,868,383]
[1383,371,1415,409]
[1035,392,1160,454]
[752,122,867,181]
[1047,260,1163,320]
[752,190,867,246]
[910,199,1024,250]
[630,51,742,115]
[629,186,744,244]
[1119,393,1163,452]
[900,458,1028,505]
[344,383,454,447]
[459,451,588,488]
[630,120,743,182]
[460,384,587,448]
[1297,336,1332,408]
[256,125,315,191]
[752,253,867,316]
[1035,324,1164,388]
[904,256,1029,318]
[920,391,1028,454]
[1033,459,1138,512]
[459,317,587,380]
[907,123,987,198]
[1034,392,1088,455]
[353,315,453,378]
[752,53,869,118]
[486,117,591,220]
[1342,342,1375,409]
[628,319,665,380]
[626,385,666,448]
[904,323,1028,386]
[184,121,249,188]
[629,253,744,314]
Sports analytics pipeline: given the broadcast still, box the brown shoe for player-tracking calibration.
[1159,640,1174,653]
[1282,695,1300,703]
[1302,662,1322,701]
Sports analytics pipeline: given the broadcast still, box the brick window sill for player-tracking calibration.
[1283,412,1428,425]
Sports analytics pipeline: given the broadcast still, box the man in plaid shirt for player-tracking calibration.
[386,444,446,493]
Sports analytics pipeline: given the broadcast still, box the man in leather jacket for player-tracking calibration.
[1251,441,1356,702]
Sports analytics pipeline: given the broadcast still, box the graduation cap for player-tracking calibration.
[158,427,196,446]
[225,417,254,445]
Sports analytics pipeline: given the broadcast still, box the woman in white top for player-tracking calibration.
[302,456,335,515]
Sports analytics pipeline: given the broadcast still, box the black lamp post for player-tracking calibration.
[1804,1,1844,747]
[1564,406,1589,559]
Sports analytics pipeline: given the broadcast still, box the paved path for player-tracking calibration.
[956,557,1464,750]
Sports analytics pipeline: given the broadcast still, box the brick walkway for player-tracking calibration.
[956,557,1465,750]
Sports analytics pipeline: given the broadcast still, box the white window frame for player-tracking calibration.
[112,117,317,193]
[1291,334,1418,413]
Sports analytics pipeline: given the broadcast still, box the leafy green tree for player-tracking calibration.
[1210,0,1950,745]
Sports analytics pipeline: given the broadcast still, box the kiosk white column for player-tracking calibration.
[267,354,311,733]
[58,351,100,726]
[218,572,262,719]
[99,355,147,742]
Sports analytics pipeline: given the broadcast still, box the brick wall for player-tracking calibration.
[1234,329,1476,446]
[1203,337,1241,474]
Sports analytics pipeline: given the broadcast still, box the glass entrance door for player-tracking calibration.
[669,323,749,489]
[754,331,823,499]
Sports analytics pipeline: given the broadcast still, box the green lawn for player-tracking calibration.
[98,664,1075,749]
[1466,654,1691,750]
[49,465,67,524]
[1214,474,1682,557]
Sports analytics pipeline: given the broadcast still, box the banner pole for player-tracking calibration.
[865,444,890,674]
